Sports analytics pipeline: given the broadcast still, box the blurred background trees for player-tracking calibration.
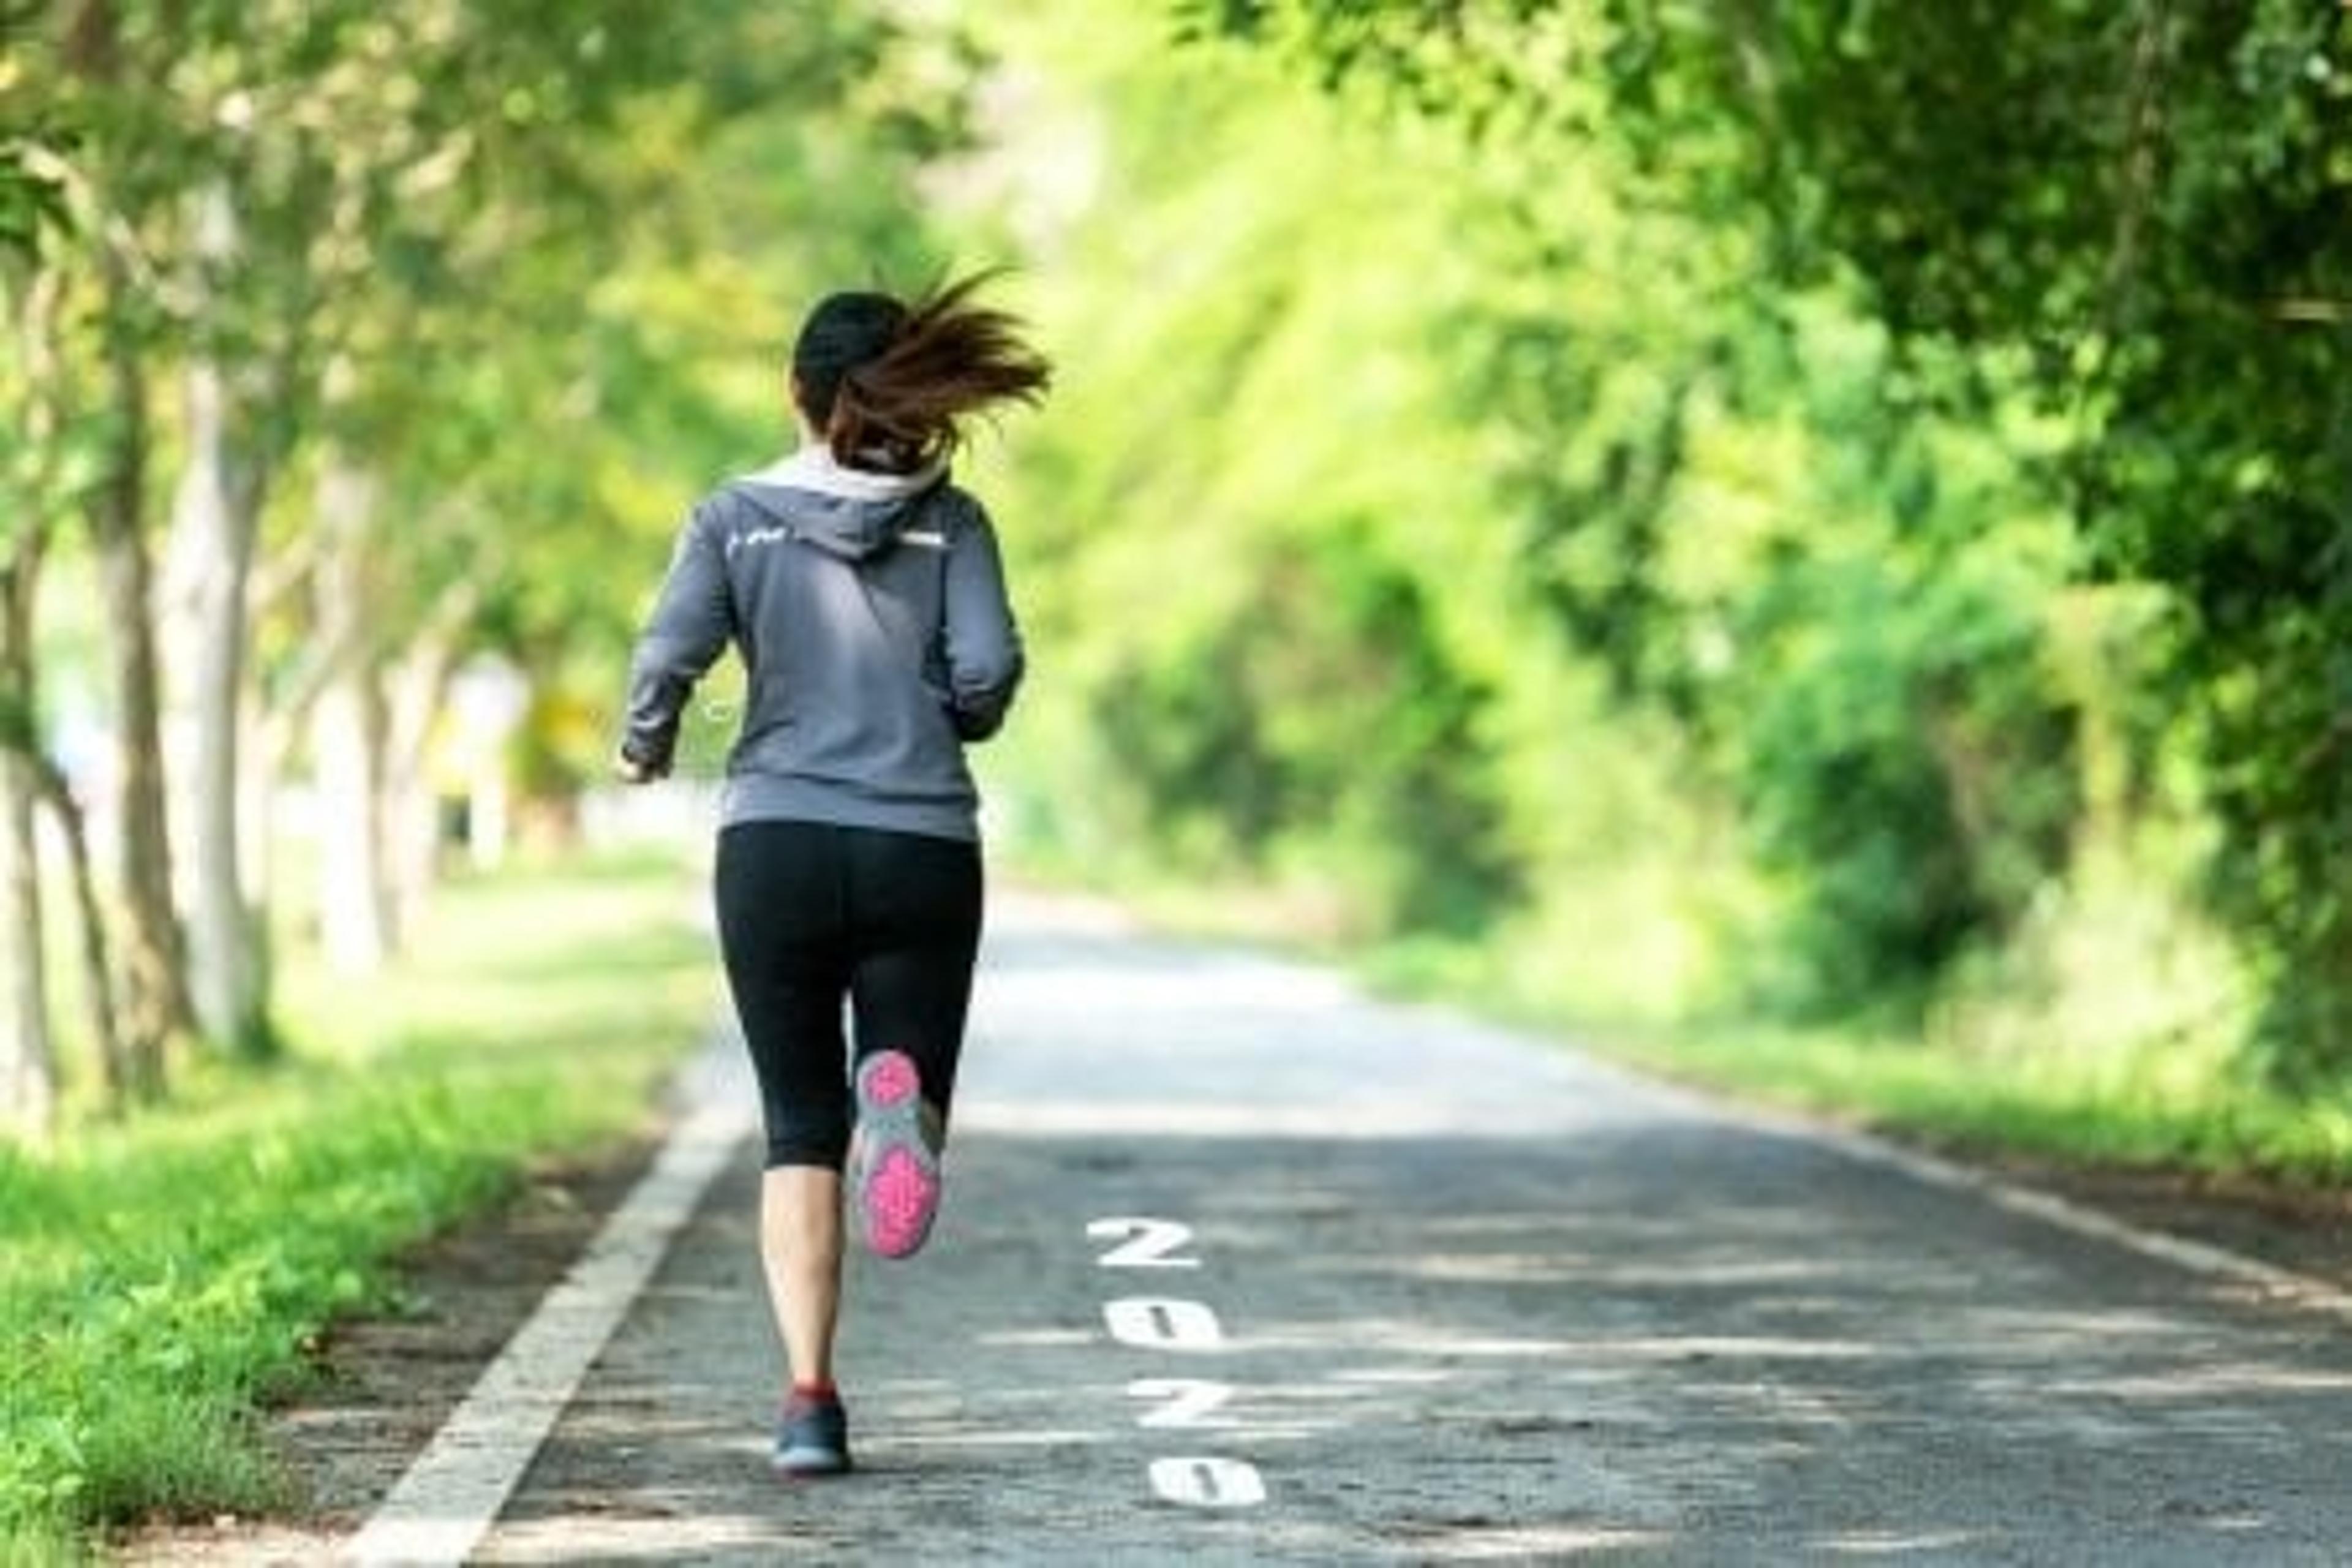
[2,0,2344,1139]
[0,0,956,1134]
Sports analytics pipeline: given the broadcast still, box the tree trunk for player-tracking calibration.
[312,669,396,971]
[165,181,273,1058]
[309,454,398,971]
[0,559,59,1145]
[0,742,56,1146]
[32,753,130,1110]
[385,605,473,941]
[2,252,64,1139]
[91,261,189,1096]
[167,345,271,1057]
[2,535,127,1120]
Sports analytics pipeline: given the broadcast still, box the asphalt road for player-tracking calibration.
[464,894,2352,1566]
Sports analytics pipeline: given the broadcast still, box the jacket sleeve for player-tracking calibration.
[620,503,733,774]
[940,499,1025,742]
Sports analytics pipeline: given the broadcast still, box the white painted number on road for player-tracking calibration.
[1088,1216,1201,1268]
[1148,1455,1266,1508]
[1104,1295,1224,1352]
[1087,1216,1266,1508]
[1128,1376,1237,1429]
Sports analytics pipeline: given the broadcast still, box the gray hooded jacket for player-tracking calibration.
[620,447,1024,842]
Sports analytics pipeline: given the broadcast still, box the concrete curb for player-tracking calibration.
[342,1044,752,1567]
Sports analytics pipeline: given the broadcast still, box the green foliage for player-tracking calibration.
[0,853,712,1544]
[1379,121,2095,1022]
[1608,0,2352,1079]
[956,10,1531,943]
[1735,536,2078,1015]
[1095,517,1518,936]
[1190,0,2351,1084]
[0,135,69,265]
[1672,324,2087,1016]
[979,4,2103,1023]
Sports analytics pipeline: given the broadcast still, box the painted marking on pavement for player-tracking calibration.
[1147,1455,1267,1508]
[1086,1216,1204,1268]
[1129,1376,1241,1429]
[344,1059,751,1567]
[1104,1295,1227,1352]
[1093,1215,1268,1509]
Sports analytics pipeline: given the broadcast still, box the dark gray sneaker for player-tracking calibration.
[773,1390,851,1477]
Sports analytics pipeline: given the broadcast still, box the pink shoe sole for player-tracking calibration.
[851,1050,941,1259]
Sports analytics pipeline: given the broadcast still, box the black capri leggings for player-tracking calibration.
[714,820,983,1169]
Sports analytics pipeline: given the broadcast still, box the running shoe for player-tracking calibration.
[848,1048,943,1259]
[773,1388,851,1477]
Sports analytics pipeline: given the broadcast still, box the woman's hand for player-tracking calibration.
[614,750,666,785]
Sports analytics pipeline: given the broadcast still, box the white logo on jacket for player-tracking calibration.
[727,525,796,556]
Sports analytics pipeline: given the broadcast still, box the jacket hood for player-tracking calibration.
[731,447,948,560]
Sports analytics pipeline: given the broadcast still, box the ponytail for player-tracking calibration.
[791,272,1052,473]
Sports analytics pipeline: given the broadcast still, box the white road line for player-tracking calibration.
[343,1054,751,1567]
[1521,1041,2352,1327]
[1735,1102,2352,1327]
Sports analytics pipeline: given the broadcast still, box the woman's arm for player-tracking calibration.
[619,504,733,777]
[940,499,1025,742]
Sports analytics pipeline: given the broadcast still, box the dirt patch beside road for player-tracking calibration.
[111,1132,663,1566]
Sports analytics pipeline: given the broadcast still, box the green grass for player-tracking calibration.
[0,848,719,1557]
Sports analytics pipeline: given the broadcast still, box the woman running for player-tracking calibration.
[615,273,1050,1477]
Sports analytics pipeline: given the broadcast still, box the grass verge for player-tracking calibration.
[0,848,718,1559]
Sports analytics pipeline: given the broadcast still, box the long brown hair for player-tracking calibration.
[791,271,1052,473]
